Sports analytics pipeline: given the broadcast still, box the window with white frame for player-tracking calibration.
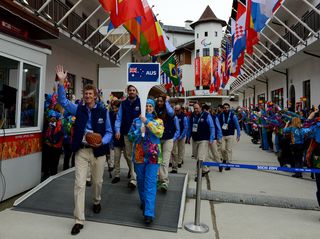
[0,54,41,129]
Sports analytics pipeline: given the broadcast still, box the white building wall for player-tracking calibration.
[240,55,320,110]
[166,33,193,47]
[255,82,267,104]
[239,93,244,107]
[99,53,132,100]
[181,64,194,91]
[194,22,223,56]
[289,57,320,107]
[268,74,286,102]
[44,43,98,98]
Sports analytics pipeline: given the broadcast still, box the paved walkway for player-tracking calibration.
[0,133,319,239]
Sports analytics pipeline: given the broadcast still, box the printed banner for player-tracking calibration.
[201,56,211,87]
[194,57,200,87]
[202,162,320,173]
[0,133,42,160]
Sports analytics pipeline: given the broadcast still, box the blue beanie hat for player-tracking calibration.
[48,110,61,119]
[146,98,155,108]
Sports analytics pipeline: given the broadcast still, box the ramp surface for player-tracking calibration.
[14,169,186,232]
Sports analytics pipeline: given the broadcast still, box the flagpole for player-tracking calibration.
[115,0,118,15]
[160,52,176,67]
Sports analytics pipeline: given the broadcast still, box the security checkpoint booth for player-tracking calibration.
[0,0,129,202]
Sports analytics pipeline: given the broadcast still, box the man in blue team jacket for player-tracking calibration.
[56,65,112,235]
[218,103,241,170]
[187,103,215,179]
[115,85,140,188]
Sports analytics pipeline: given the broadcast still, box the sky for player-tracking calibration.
[147,0,233,27]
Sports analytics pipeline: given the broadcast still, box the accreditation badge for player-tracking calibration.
[192,124,198,132]
[222,123,228,130]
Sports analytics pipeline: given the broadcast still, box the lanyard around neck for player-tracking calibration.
[194,112,204,124]
[223,112,231,124]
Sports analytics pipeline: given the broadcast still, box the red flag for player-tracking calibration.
[181,87,185,95]
[149,19,166,55]
[99,0,145,28]
[209,83,214,94]
[214,72,221,92]
[99,0,115,12]
[164,82,172,91]
[273,0,283,12]
[246,0,259,55]
[138,0,164,56]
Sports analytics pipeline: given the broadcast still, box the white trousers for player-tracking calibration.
[74,148,105,224]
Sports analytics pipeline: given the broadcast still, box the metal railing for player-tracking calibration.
[232,3,320,91]
[264,3,320,63]
[26,0,120,60]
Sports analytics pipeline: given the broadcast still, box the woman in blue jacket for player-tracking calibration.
[283,117,307,178]
[128,99,164,224]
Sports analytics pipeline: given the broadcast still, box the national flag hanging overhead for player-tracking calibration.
[160,72,171,85]
[137,0,164,56]
[232,0,247,62]
[273,0,283,12]
[246,0,259,55]
[123,16,142,44]
[149,16,170,55]
[159,25,176,53]
[99,0,145,28]
[251,0,282,32]
[124,8,174,56]
[222,35,232,88]
[161,54,180,86]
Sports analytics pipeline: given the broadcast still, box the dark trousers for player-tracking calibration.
[62,142,75,170]
[42,143,62,180]
[291,144,304,176]
[267,130,273,150]
[316,173,320,206]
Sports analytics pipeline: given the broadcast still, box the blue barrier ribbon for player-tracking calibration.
[202,162,320,173]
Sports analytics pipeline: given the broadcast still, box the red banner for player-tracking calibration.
[194,57,200,87]
[201,56,211,87]
[0,133,42,160]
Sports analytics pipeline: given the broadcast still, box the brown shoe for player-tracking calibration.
[71,223,83,235]
[93,203,101,214]
[128,181,136,189]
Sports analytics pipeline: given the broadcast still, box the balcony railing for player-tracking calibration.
[262,3,320,65]
[232,3,320,91]
[26,0,119,61]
